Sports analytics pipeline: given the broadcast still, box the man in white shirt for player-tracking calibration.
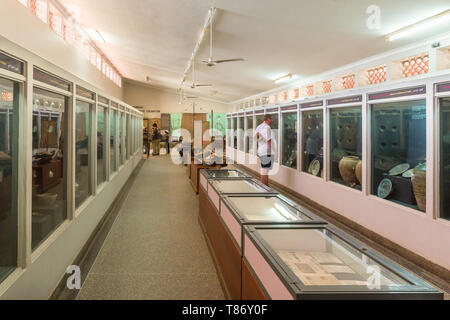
[255,114,275,186]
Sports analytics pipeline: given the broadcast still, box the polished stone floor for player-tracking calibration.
[77,155,224,300]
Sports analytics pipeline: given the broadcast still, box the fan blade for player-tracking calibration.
[195,84,212,87]
[214,58,245,64]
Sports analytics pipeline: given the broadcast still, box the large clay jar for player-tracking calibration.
[411,164,426,211]
[339,156,360,185]
[355,160,363,185]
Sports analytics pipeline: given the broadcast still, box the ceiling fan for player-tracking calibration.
[201,14,245,67]
[190,61,212,88]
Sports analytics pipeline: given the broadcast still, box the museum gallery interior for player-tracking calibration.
[0,0,449,300]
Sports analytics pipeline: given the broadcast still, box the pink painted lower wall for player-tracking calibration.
[238,154,450,271]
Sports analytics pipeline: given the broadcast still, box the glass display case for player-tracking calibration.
[302,110,323,176]
[232,117,237,149]
[238,116,245,151]
[243,225,442,300]
[269,113,279,162]
[371,100,426,211]
[227,118,231,147]
[281,112,297,169]
[75,100,92,208]
[97,106,106,186]
[255,113,265,127]
[329,106,362,189]
[245,115,253,154]
[440,97,450,220]
[222,194,324,227]
[31,88,67,249]
[0,77,19,283]
[118,112,123,166]
[110,109,117,174]
[200,168,250,180]
[209,178,275,195]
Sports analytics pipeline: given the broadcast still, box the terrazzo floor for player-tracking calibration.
[77,155,224,300]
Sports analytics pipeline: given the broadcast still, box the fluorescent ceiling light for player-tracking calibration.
[386,9,450,42]
[274,73,292,84]
[96,30,107,44]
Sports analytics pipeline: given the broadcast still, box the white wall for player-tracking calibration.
[0,0,123,100]
[123,80,231,115]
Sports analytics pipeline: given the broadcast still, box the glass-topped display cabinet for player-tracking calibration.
[371,100,426,212]
[440,97,450,221]
[282,112,297,169]
[329,106,362,189]
[243,225,442,300]
[221,195,325,247]
[209,178,275,195]
[238,116,245,151]
[200,168,250,180]
[245,114,253,154]
[200,168,251,192]
[75,100,91,209]
[302,110,323,176]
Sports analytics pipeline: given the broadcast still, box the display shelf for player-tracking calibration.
[243,225,443,300]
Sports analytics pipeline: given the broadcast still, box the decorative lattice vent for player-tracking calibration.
[401,54,429,78]
[368,65,387,84]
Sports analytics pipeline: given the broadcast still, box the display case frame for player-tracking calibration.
[435,81,450,223]
[243,224,443,300]
[280,104,299,171]
[300,100,325,180]
[326,95,364,191]
[199,168,251,192]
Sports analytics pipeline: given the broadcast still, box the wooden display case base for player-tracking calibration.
[190,163,204,194]
[242,258,267,300]
[198,185,242,300]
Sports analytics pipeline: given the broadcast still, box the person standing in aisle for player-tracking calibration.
[151,123,161,156]
[255,114,275,186]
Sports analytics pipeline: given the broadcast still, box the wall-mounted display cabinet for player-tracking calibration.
[242,225,442,300]
[0,46,143,292]
[281,110,297,169]
[228,76,450,274]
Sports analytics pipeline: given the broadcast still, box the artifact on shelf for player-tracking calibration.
[355,160,362,185]
[388,163,410,176]
[308,159,321,176]
[402,169,414,178]
[338,156,360,185]
[411,163,426,211]
[331,148,348,162]
[377,178,393,199]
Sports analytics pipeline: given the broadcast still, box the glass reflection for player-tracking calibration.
[119,112,123,166]
[259,228,410,288]
[0,77,18,282]
[97,106,106,186]
[282,112,297,169]
[32,88,67,249]
[245,115,253,154]
[232,117,237,149]
[371,100,426,212]
[302,110,323,176]
[110,109,116,175]
[330,107,362,189]
[441,97,450,220]
[238,116,244,151]
[75,100,91,208]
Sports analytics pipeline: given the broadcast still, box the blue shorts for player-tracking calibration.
[260,155,273,169]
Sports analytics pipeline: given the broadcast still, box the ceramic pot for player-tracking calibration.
[339,156,360,185]
[411,164,426,211]
[355,160,363,185]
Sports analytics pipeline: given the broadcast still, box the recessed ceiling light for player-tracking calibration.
[385,9,450,42]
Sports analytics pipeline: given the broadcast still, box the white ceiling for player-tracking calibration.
[59,0,450,102]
